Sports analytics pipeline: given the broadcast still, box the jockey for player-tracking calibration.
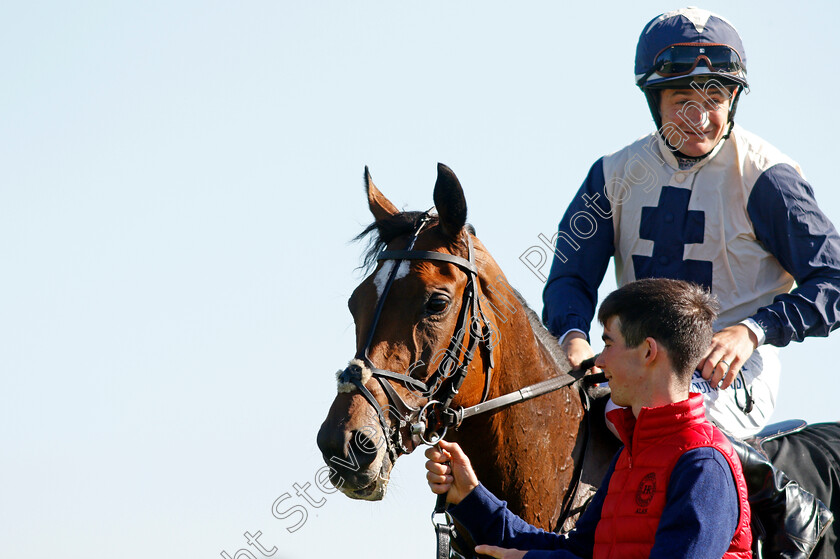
[542,7,840,439]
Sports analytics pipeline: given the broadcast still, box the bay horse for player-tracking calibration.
[315,163,840,558]
[316,163,617,535]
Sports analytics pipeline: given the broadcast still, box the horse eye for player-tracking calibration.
[426,296,450,315]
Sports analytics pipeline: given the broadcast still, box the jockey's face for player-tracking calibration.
[659,86,732,158]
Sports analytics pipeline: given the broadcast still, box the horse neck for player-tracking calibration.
[473,254,562,393]
[448,249,582,526]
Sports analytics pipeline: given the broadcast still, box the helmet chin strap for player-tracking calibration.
[720,119,736,140]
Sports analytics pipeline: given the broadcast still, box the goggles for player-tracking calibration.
[653,43,743,77]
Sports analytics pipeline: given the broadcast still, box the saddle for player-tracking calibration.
[731,420,834,559]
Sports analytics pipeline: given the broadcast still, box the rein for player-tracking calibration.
[444,358,598,427]
[336,213,600,557]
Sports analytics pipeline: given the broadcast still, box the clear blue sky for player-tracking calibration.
[2,2,838,558]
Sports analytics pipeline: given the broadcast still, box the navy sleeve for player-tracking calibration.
[447,454,619,559]
[747,163,840,346]
[650,447,741,559]
[542,158,615,339]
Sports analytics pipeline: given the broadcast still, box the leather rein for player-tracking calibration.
[336,213,598,556]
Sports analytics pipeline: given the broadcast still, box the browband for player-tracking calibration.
[377,250,477,275]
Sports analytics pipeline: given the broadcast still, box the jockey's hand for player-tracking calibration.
[425,440,479,505]
[696,324,759,390]
[561,332,602,374]
[474,545,528,558]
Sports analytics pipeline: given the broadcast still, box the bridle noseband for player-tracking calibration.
[337,212,495,463]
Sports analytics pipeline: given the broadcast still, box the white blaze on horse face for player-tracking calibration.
[373,260,410,300]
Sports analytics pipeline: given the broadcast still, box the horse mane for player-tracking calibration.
[512,290,569,372]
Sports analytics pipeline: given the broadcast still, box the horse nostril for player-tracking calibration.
[350,426,385,460]
[317,423,384,474]
[317,420,348,458]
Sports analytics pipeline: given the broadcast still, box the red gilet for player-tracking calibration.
[593,393,752,559]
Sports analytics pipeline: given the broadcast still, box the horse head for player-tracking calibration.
[316,163,514,501]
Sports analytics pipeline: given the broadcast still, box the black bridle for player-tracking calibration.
[337,212,496,463]
[337,212,602,458]
[336,212,602,558]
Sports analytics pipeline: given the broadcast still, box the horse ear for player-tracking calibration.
[433,163,467,239]
[365,166,399,221]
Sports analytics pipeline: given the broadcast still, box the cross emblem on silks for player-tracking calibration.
[631,186,713,291]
